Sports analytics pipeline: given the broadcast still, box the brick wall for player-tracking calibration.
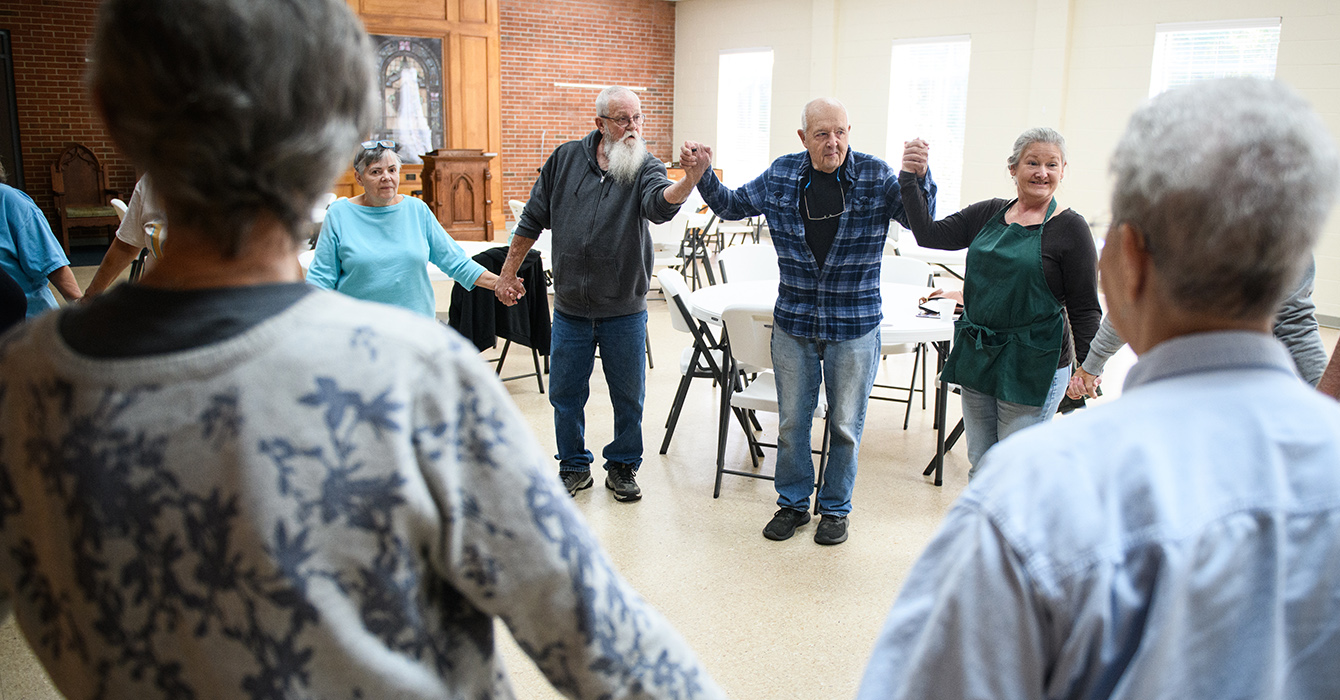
[500,0,675,221]
[3,0,137,230]
[3,0,678,230]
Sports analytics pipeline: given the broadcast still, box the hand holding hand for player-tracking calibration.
[1066,367,1101,399]
[1074,367,1101,398]
[494,272,526,307]
[901,138,929,178]
[679,141,713,181]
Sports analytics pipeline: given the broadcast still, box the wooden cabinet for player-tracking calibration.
[667,167,723,182]
[421,148,495,241]
[345,0,504,233]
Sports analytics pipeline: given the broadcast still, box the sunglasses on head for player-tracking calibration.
[361,139,397,150]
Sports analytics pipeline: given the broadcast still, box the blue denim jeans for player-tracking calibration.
[770,326,880,517]
[550,309,647,474]
[961,365,1071,479]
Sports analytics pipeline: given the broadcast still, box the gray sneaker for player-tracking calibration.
[605,464,642,502]
[763,508,811,541]
[814,514,848,545]
[560,470,593,496]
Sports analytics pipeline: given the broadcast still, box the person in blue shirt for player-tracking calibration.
[0,164,82,316]
[858,77,1340,700]
[306,142,496,318]
[680,98,935,545]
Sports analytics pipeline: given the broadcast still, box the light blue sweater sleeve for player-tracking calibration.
[305,216,341,290]
[420,204,485,290]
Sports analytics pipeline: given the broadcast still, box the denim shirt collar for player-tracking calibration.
[1124,330,1297,392]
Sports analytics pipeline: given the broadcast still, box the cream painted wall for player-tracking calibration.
[674,0,1340,322]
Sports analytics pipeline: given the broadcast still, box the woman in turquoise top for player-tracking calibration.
[0,171,82,317]
[307,142,496,317]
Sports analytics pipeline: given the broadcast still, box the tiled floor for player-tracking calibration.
[1,257,1334,699]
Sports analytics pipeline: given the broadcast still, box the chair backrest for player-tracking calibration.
[110,198,128,221]
[650,205,695,248]
[655,268,698,333]
[50,143,110,208]
[718,243,779,283]
[881,255,934,287]
[721,301,775,371]
[508,199,526,222]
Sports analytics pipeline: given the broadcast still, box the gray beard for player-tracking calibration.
[603,132,647,186]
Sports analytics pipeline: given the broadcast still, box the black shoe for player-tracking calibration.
[814,514,848,545]
[763,508,811,541]
[560,470,593,496]
[605,464,642,502]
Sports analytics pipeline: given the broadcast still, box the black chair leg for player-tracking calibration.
[660,370,695,454]
[904,344,920,430]
[813,416,832,516]
[531,347,545,393]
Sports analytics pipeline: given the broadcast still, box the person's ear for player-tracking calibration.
[797,128,807,147]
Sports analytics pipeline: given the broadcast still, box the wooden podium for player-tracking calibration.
[421,148,496,241]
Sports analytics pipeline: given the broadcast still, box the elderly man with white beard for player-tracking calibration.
[497,86,702,502]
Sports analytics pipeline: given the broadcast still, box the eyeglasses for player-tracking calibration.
[802,176,847,221]
[361,139,397,150]
[600,113,643,128]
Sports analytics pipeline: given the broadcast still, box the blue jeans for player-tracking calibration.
[961,365,1071,479]
[550,310,647,474]
[771,326,880,517]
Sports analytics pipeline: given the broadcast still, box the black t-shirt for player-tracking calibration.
[59,282,313,358]
[802,167,844,270]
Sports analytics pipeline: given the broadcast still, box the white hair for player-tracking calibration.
[1109,78,1339,318]
[1007,127,1067,168]
[596,86,637,117]
[800,97,846,133]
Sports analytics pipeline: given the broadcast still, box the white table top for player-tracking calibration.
[689,280,954,344]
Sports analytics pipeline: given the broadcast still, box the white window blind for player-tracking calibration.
[887,36,971,217]
[1149,18,1280,97]
[716,49,773,188]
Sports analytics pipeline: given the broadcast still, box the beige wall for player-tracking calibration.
[674,0,1340,322]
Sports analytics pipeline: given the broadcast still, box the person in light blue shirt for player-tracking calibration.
[858,77,1340,699]
[0,172,82,316]
[306,142,495,318]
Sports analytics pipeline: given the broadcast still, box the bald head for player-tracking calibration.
[798,98,851,173]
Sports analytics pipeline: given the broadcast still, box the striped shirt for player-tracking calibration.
[697,150,935,341]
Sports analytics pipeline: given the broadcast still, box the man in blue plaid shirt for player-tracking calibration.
[681,98,935,545]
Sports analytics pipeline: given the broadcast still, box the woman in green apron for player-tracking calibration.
[898,128,1101,478]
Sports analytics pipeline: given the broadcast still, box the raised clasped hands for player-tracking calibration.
[494,272,526,307]
[679,141,713,182]
[902,138,929,178]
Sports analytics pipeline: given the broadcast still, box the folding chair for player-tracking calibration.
[716,242,779,283]
[716,301,830,511]
[870,256,936,428]
[656,268,728,454]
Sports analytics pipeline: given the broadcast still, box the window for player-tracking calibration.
[716,49,773,188]
[1149,19,1280,97]
[887,36,971,217]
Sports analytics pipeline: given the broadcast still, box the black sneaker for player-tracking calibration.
[814,514,848,545]
[605,464,642,502]
[763,508,811,541]
[560,470,593,496]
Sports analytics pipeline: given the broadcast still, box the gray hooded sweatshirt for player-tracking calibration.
[514,130,681,319]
